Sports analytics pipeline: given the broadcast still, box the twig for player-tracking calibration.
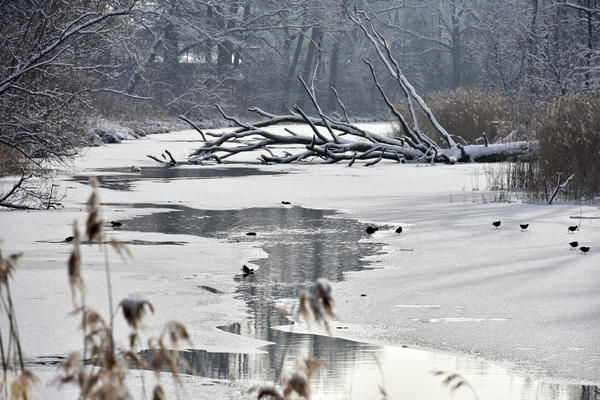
[178,114,207,142]
[549,173,574,204]
[0,168,30,203]
[330,86,350,124]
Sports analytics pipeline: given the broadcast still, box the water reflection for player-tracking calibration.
[73,166,285,191]
[117,204,598,399]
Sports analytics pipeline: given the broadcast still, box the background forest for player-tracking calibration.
[1,0,599,199]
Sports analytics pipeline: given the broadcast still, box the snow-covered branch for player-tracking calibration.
[178,8,538,167]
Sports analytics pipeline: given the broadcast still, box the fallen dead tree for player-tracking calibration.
[181,9,538,166]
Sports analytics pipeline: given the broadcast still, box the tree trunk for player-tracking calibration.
[163,0,179,71]
[296,26,322,109]
[526,0,539,95]
[280,26,308,112]
[585,0,594,88]
[327,34,342,112]
[204,6,214,66]
[450,2,461,89]
[126,33,163,94]
[216,5,234,71]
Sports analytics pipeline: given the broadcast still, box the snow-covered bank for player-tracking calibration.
[87,118,188,144]
[1,127,599,398]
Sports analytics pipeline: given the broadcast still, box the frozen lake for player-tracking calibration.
[2,125,599,399]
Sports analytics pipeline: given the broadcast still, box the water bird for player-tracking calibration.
[492,221,501,228]
[64,236,74,243]
[569,241,579,249]
[520,224,529,231]
[246,232,257,236]
[568,225,578,233]
[242,264,254,276]
[395,226,403,234]
[365,226,379,235]
[579,246,590,254]
[281,201,291,205]
[111,221,123,227]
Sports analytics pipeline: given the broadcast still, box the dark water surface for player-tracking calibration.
[73,166,285,191]
[111,202,599,399]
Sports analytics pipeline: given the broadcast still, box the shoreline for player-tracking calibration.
[2,127,599,398]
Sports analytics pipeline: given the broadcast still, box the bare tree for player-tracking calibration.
[0,0,136,167]
[472,0,530,94]
[560,0,600,90]
[181,9,536,167]
[0,0,137,207]
[372,0,480,90]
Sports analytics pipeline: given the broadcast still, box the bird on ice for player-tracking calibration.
[395,226,403,234]
[492,221,501,228]
[365,226,379,235]
[568,225,578,233]
[569,241,578,250]
[520,224,529,231]
[111,221,123,227]
[242,264,255,276]
[579,246,590,254]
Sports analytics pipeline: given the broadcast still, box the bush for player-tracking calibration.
[394,88,533,145]
[536,93,600,200]
[0,144,30,176]
[393,89,599,201]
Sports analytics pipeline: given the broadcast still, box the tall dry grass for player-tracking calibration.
[57,177,192,400]
[536,93,600,200]
[394,88,534,145]
[393,89,598,201]
[0,249,36,399]
[488,93,600,202]
[485,162,550,203]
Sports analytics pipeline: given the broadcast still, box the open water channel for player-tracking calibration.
[76,166,598,400]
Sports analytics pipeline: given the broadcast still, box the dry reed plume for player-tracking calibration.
[254,278,334,400]
[432,370,479,400]
[1,248,37,400]
[3,178,481,400]
[57,177,191,399]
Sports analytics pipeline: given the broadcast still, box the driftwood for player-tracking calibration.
[181,9,538,166]
[147,149,177,167]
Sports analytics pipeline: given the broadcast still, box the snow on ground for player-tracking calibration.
[1,126,599,398]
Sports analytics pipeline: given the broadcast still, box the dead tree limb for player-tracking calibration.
[330,86,350,124]
[549,173,575,205]
[179,115,207,142]
[180,9,538,167]
[0,169,29,204]
[0,170,63,209]
[147,149,176,166]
